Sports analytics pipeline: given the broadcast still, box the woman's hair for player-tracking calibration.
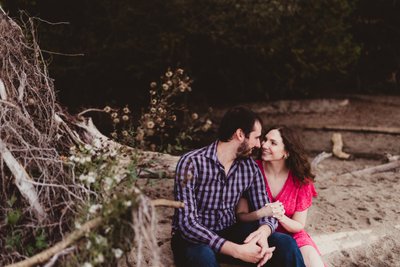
[269,126,315,184]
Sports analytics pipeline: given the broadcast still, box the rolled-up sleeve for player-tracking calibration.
[247,167,278,233]
[174,155,226,251]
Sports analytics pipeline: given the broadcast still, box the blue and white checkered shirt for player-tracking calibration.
[172,141,277,252]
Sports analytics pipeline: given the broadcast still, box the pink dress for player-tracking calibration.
[256,160,321,254]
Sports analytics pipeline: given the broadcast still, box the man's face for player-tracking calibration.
[236,120,262,158]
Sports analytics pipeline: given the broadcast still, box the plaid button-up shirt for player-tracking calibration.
[172,141,277,252]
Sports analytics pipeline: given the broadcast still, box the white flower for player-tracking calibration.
[95,235,107,246]
[79,174,87,181]
[113,174,124,183]
[86,175,96,184]
[75,222,82,229]
[191,113,198,120]
[86,240,92,249]
[104,177,113,190]
[84,144,93,151]
[124,200,132,207]
[85,156,91,163]
[89,204,103,214]
[94,253,104,263]
[112,248,124,259]
[82,262,93,267]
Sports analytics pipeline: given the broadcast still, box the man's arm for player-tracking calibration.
[247,166,278,233]
[174,155,226,251]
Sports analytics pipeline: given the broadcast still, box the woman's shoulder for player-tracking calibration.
[290,173,317,194]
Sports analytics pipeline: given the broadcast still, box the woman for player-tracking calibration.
[236,126,324,267]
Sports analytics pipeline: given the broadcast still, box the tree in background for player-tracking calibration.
[2,0,361,110]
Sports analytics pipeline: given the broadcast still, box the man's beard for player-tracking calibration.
[236,140,252,159]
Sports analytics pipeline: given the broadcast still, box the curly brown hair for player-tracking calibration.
[267,126,315,184]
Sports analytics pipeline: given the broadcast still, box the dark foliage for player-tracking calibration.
[4,0,394,111]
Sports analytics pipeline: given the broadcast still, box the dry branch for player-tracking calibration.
[337,160,400,178]
[311,151,332,171]
[74,117,179,178]
[304,125,400,135]
[0,138,46,222]
[4,198,184,267]
[151,198,184,208]
[0,78,7,100]
[5,217,102,267]
[331,133,351,159]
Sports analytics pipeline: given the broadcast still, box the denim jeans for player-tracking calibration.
[171,223,305,267]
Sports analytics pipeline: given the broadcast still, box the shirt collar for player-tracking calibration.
[204,141,219,163]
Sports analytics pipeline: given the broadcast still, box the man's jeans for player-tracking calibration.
[171,223,305,267]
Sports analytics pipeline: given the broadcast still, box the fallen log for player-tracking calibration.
[313,228,380,255]
[337,160,400,178]
[304,125,400,135]
[74,117,179,178]
[331,133,351,159]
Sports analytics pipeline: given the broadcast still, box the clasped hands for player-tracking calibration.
[260,201,285,220]
[238,226,275,267]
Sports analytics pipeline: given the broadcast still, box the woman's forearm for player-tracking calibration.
[278,215,304,233]
[237,206,272,222]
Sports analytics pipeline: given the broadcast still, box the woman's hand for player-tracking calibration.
[265,201,285,219]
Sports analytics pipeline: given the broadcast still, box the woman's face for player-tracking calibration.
[261,129,287,162]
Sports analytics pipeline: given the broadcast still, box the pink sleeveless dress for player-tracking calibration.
[256,160,321,254]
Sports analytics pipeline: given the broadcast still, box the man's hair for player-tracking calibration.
[218,106,262,142]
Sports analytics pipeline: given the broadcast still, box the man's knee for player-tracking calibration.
[186,245,217,266]
[172,235,218,267]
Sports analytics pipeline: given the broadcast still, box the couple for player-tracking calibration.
[171,106,324,267]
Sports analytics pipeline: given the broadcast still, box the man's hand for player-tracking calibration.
[221,239,264,264]
[235,238,264,263]
[244,225,275,266]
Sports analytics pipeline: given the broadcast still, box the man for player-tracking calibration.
[171,106,305,267]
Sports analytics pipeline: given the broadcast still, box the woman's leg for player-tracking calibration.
[300,245,324,267]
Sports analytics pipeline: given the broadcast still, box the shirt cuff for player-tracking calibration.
[259,218,276,234]
[209,235,226,252]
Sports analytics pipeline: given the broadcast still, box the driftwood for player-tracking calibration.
[313,228,380,255]
[151,198,184,208]
[5,198,183,267]
[5,217,102,267]
[311,151,333,171]
[0,78,7,100]
[331,133,351,159]
[74,117,179,178]
[304,125,400,135]
[337,160,400,178]
[0,138,46,222]
[385,153,400,162]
